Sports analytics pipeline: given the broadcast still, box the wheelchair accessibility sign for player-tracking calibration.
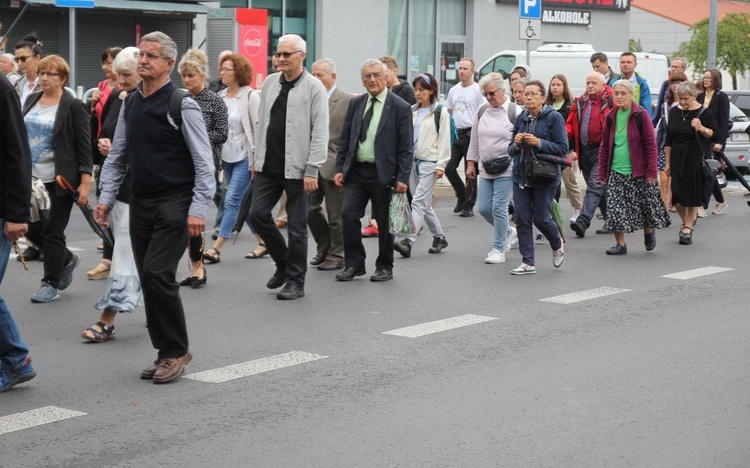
[520,19,541,40]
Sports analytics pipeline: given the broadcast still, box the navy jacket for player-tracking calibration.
[336,90,413,188]
[508,104,569,188]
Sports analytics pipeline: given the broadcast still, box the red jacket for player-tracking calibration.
[565,86,614,155]
[598,103,658,183]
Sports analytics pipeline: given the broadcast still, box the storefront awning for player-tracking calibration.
[22,0,208,14]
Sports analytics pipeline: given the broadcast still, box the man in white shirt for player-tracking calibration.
[445,58,485,217]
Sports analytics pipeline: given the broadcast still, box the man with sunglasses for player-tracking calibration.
[13,34,42,109]
[445,57,485,217]
[250,34,328,300]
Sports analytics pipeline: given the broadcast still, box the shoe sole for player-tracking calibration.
[30,294,59,303]
[87,272,110,280]
[335,270,366,281]
[553,257,565,268]
[370,274,393,282]
[485,259,505,264]
[277,291,305,300]
[510,269,536,275]
[0,371,37,392]
[393,244,411,258]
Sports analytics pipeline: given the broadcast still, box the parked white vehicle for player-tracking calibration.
[476,43,669,106]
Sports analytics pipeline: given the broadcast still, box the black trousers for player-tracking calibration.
[342,162,394,271]
[444,131,476,208]
[25,182,75,289]
[249,172,309,287]
[129,193,191,359]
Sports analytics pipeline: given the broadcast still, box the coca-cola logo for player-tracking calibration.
[242,29,264,57]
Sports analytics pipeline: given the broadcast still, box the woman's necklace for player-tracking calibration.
[616,114,628,133]
[680,108,691,121]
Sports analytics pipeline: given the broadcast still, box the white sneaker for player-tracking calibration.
[569,209,581,223]
[510,263,536,275]
[510,237,519,249]
[553,246,565,268]
[697,207,708,218]
[485,249,505,264]
[712,202,728,215]
[504,227,517,252]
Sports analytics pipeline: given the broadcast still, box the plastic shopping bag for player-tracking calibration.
[388,192,416,237]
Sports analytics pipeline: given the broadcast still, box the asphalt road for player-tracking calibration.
[1,193,749,467]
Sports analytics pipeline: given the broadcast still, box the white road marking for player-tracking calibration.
[0,406,86,436]
[382,314,498,338]
[540,287,631,305]
[184,351,328,384]
[661,266,734,280]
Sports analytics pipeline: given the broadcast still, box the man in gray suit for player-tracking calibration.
[308,58,352,271]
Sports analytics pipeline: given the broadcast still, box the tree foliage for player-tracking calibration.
[677,13,750,89]
[628,38,643,52]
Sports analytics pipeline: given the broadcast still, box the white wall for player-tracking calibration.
[630,8,691,54]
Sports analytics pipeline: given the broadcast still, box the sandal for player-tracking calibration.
[82,322,116,343]
[245,243,268,259]
[203,248,221,264]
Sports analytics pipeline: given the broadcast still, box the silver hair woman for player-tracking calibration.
[664,80,718,245]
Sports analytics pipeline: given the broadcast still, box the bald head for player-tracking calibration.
[585,71,606,98]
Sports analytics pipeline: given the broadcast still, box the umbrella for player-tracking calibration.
[551,199,566,243]
[56,175,114,247]
[715,152,750,193]
[232,183,253,244]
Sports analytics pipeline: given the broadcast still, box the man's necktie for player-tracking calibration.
[580,100,593,146]
[359,97,377,143]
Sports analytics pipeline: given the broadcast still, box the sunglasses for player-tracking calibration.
[273,51,302,59]
[482,90,498,98]
[14,55,33,63]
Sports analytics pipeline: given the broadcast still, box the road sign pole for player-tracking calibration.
[526,39,531,68]
[69,7,76,89]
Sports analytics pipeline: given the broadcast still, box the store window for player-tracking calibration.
[252,0,315,74]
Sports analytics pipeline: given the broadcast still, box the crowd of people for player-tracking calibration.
[0,32,738,391]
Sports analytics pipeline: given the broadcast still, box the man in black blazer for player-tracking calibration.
[333,58,413,282]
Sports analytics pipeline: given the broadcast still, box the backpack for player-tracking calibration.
[476,101,518,126]
[434,104,459,148]
[124,88,189,128]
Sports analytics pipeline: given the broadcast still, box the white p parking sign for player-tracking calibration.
[519,0,542,19]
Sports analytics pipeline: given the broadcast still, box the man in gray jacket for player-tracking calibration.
[250,34,328,300]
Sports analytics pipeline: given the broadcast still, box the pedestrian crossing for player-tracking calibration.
[0,263,737,436]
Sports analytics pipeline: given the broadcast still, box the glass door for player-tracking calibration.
[439,42,464,96]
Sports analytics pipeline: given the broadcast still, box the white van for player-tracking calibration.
[477,44,669,106]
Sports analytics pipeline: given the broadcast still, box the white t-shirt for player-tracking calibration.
[445,82,485,130]
[222,96,249,164]
[25,102,58,183]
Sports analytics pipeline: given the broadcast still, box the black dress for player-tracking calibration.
[665,106,717,207]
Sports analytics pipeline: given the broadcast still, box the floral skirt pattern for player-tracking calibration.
[604,171,672,234]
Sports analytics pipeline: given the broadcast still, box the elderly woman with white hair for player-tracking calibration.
[0,53,20,87]
[465,72,520,264]
[82,46,143,342]
[597,79,670,255]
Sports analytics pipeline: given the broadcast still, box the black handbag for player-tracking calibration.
[483,155,511,175]
[530,155,558,181]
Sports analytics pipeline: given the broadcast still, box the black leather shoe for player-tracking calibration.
[178,276,192,287]
[335,266,366,281]
[644,231,656,251]
[190,270,207,289]
[310,253,325,266]
[370,269,393,282]
[17,246,41,262]
[266,270,286,289]
[459,208,474,217]
[596,227,613,235]
[453,199,464,213]
[570,220,586,238]
[277,283,304,300]
[605,243,628,255]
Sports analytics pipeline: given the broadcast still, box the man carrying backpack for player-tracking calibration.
[445,58,486,218]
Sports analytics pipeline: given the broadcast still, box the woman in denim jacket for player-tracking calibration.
[508,80,568,275]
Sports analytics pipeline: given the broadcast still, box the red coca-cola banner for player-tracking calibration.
[236,8,268,88]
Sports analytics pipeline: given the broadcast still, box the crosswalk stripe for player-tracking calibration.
[382,314,498,338]
[661,266,734,280]
[0,406,86,436]
[540,287,631,305]
[183,351,328,384]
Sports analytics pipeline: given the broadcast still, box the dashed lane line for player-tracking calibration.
[382,314,498,338]
[0,406,87,436]
[661,266,734,280]
[183,351,328,384]
[539,287,631,305]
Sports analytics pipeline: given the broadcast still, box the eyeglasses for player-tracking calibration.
[482,90,498,98]
[38,71,61,77]
[613,91,632,97]
[137,51,167,61]
[220,67,235,73]
[523,92,543,97]
[702,77,712,81]
[362,73,384,80]
[14,55,32,63]
[273,51,303,59]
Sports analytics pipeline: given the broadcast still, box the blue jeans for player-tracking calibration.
[218,158,253,239]
[0,219,31,370]
[512,184,563,266]
[477,176,512,252]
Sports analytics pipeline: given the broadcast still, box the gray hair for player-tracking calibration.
[312,58,336,75]
[587,71,606,84]
[141,31,177,60]
[360,58,387,75]
[113,46,139,74]
[278,34,306,53]
[512,77,530,90]
[478,72,506,94]
[1,53,19,73]
[672,57,688,69]
[676,80,698,97]
[611,79,634,94]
